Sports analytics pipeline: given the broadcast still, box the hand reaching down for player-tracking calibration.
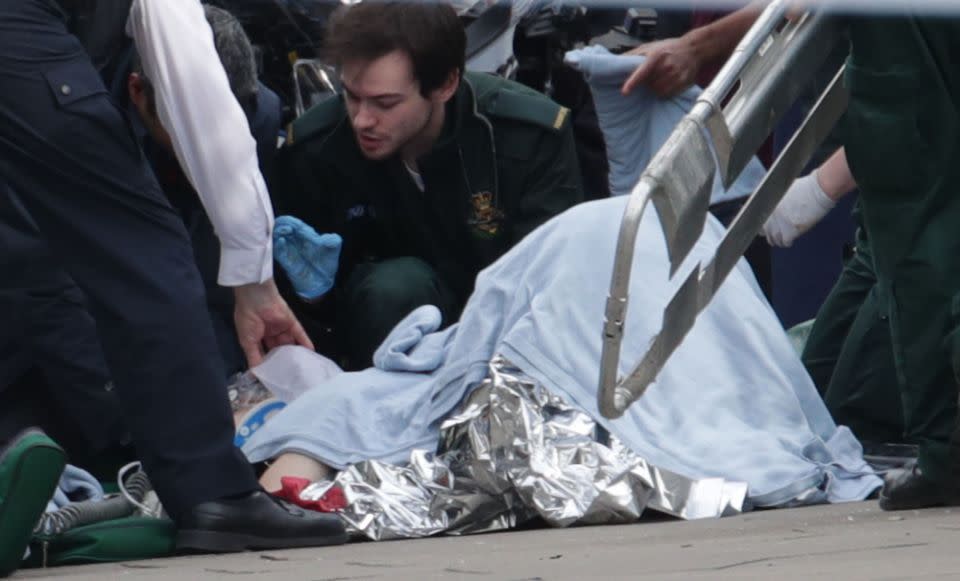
[234,279,315,367]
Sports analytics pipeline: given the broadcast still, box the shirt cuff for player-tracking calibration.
[218,242,274,287]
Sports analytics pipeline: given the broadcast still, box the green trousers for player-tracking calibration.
[801,229,904,446]
[840,17,960,483]
[338,257,459,370]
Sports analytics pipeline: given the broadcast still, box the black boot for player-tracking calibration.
[878,462,959,511]
[176,490,348,552]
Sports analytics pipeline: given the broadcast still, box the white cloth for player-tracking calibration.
[127,0,274,286]
[250,345,343,403]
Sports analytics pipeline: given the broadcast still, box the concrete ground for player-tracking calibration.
[18,501,960,580]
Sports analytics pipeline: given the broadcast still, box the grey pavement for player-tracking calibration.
[17,502,960,580]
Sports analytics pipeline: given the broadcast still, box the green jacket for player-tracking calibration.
[272,71,584,305]
[842,15,960,477]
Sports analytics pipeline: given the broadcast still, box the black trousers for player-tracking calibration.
[0,0,257,519]
[0,191,127,459]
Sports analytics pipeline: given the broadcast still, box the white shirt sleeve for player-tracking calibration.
[126,0,274,286]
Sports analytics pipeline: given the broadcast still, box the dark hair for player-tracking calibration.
[203,4,259,102]
[134,4,258,114]
[323,1,466,98]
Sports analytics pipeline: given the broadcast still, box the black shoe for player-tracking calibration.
[878,462,959,511]
[861,442,919,473]
[176,490,348,552]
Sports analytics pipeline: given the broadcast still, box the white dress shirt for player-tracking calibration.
[126,0,274,286]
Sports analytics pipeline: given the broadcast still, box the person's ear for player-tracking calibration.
[432,69,460,104]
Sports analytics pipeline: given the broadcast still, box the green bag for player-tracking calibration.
[23,517,175,568]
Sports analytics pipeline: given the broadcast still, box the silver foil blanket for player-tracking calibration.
[299,357,747,541]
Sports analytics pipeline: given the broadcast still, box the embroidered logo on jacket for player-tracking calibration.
[468,191,504,237]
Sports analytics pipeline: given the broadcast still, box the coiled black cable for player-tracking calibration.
[35,471,152,536]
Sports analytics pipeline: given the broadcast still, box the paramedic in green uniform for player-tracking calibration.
[271,2,584,369]
[843,14,960,510]
[767,14,960,509]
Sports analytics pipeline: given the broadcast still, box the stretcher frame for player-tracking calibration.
[598,0,850,418]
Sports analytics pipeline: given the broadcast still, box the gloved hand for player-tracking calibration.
[273,215,342,301]
[762,171,836,248]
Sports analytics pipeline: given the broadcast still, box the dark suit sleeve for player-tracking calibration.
[248,83,283,190]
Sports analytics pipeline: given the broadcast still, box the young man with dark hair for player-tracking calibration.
[273,1,585,370]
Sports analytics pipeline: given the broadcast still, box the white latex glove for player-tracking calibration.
[762,171,836,248]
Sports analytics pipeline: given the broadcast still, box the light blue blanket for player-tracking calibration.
[244,48,880,506]
[46,465,103,513]
[245,195,879,505]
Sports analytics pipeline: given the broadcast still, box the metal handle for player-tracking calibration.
[292,58,338,119]
[598,0,847,418]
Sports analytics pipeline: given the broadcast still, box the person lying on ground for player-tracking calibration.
[247,193,881,509]
[248,42,879,504]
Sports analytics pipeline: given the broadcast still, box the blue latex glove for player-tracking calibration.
[273,215,342,301]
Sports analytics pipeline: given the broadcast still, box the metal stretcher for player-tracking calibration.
[598,0,850,418]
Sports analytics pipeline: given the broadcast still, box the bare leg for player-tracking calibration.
[260,453,332,493]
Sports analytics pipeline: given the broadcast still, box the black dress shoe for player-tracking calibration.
[878,462,959,511]
[176,490,348,552]
[861,442,918,472]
